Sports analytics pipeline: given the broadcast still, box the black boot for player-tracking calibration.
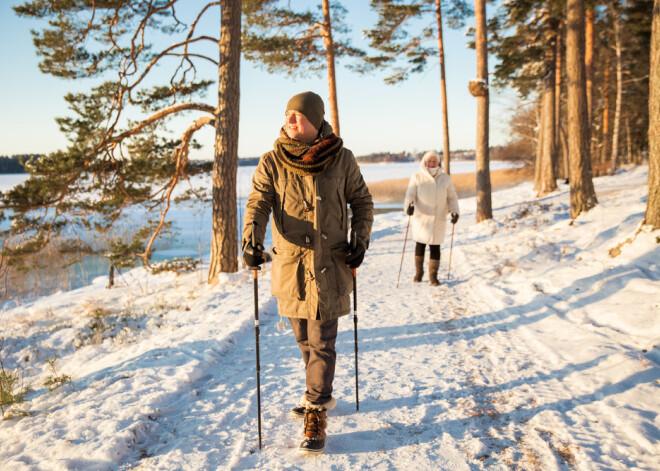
[291,404,306,419]
[413,256,424,282]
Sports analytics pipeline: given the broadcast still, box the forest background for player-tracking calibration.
[0,0,657,299]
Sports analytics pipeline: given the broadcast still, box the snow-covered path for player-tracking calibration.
[1,167,659,470]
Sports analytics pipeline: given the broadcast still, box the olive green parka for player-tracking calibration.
[242,143,373,321]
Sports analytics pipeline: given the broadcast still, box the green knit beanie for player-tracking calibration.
[286,91,325,130]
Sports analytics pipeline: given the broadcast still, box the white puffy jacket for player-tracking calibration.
[403,160,460,245]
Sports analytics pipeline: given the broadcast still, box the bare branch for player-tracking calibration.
[111,102,216,145]
[140,115,214,264]
[127,36,219,94]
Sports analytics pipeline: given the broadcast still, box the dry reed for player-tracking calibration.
[367,165,533,204]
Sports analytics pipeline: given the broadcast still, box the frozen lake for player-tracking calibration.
[1,159,520,295]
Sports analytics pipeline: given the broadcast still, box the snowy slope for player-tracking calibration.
[0,166,658,470]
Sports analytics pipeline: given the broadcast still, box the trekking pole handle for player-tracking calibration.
[251,221,261,272]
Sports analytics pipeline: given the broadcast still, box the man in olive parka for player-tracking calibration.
[242,91,373,454]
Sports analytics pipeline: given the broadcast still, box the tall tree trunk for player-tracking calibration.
[611,9,623,173]
[645,0,660,229]
[209,0,241,282]
[534,98,544,192]
[566,0,598,218]
[600,55,611,170]
[555,30,565,179]
[585,6,595,126]
[435,0,451,174]
[559,119,570,180]
[539,18,558,196]
[322,0,340,137]
[474,0,492,222]
[626,116,632,164]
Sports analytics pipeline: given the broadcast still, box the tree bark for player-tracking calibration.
[626,117,632,164]
[534,97,544,192]
[435,0,451,174]
[611,9,623,173]
[566,0,598,219]
[600,54,611,169]
[538,19,558,196]
[585,7,595,126]
[538,8,558,196]
[474,0,492,222]
[559,119,570,180]
[209,0,241,282]
[322,0,340,137]
[555,30,566,179]
[645,0,660,229]
[107,265,115,289]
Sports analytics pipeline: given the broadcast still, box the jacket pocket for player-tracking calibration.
[271,247,305,300]
[330,245,353,296]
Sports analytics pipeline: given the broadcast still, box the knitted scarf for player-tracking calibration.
[273,121,343,176]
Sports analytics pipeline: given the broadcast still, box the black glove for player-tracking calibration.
[345,243,365,269]
[243,240,265,268]
[451,212,459,224]
[406,203,414,216]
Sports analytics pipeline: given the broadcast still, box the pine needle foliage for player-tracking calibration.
[485,0,564,99]
[242,0,364,77]
[0,355,30,418]
[2,1,225,274]
[43,357,72,391]
[363,0,472,84]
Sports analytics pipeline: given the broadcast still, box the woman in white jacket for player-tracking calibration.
[403,151,460,285]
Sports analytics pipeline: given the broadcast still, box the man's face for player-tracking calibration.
[285,110,318,143]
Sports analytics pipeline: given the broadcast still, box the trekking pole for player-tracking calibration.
[351,233,359,411]
[447,222,455,281]
[396,215,411,289]
[250,221,263,450]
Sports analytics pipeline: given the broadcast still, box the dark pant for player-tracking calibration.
[288,317,338,405]
[415,242,440,260]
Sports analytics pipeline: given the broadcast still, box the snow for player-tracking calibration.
[1,165,659,470]
[0,174,28,192]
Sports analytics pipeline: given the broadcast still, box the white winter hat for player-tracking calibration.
[422,151,441,166]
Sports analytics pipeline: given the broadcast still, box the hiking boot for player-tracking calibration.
[429,259,440,286]
[413,256,424,282]
[291,404,306,419]
[298,408,327,455]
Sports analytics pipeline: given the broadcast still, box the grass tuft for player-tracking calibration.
[43,357,71,391]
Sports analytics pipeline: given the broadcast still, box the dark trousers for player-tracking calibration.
[288,317,338,405]
[415,242,441,260]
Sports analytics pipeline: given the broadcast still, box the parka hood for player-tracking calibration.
[419,151,443,178]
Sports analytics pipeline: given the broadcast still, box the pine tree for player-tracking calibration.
[242,0,364,137]
[619,0,654,164]
[488,0,562,197]
[645,0,659,228]
[473,0,492,222]
[363,0,472,174]
[610,3,623,173]
[2,1,241,282]
[591,0,653,171]
[566,0,598,218]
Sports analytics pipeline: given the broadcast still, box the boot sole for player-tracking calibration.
[298,441,326,455]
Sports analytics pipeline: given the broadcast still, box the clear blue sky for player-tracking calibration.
[0,1,512,160]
